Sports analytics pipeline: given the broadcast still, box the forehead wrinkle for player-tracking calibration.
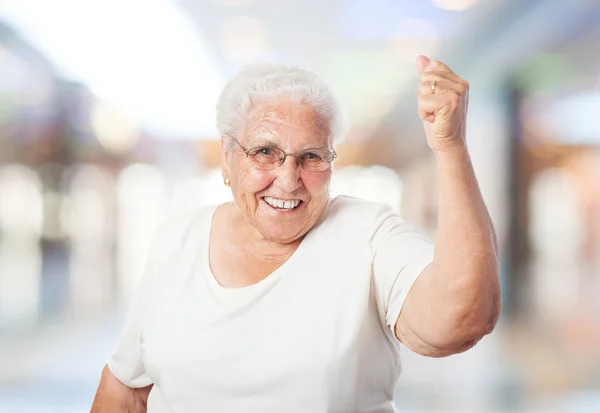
[250,136,278,147]
[245,123,278,147]
[244,102,330,148]
[244,109,282,137]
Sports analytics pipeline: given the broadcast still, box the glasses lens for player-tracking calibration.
[299,150,335,172]
[248,147,283,169]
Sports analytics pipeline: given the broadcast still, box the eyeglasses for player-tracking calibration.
[231,138,337,172]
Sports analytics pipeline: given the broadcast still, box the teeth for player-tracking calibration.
[264,197,300,210]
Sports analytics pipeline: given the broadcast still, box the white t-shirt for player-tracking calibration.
[108,196,434,413]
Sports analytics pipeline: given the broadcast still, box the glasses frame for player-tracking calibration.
[231,138,337,171]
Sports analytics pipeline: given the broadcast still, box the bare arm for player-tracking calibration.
[395,56,501,357]
[396,145,501,357]
[90,365,153,413]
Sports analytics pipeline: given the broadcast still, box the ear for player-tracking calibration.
[220,135,231,181]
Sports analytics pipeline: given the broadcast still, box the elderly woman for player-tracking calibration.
[91,55,501,412]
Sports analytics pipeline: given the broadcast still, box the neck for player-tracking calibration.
[230,203,303,262]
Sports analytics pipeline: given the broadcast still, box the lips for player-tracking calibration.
[262,196,302,210]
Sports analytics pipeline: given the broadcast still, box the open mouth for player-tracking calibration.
[262,196,303,211]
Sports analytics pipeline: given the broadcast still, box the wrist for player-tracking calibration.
[432,139,469,158]
[433,141,477,183]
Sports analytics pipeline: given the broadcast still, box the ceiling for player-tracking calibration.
[0,0,598,159]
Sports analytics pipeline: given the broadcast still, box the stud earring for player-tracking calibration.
[224,177,230,187]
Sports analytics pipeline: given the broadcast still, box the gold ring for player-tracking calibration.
[431,80,436,94]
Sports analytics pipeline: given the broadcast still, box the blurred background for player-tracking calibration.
[0,0,599,411]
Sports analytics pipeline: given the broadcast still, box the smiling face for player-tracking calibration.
[221,97,333,244]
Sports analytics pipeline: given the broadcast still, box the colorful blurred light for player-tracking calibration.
[91,102,139,154]
[0,0,225,140]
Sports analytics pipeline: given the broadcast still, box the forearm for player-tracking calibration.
[397,56,501,355]
[430,143,501,340]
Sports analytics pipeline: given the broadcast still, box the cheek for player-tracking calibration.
[237,166,273,195]
[302,171,331,195]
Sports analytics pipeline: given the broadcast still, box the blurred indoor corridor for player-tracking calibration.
[1,0,600,411]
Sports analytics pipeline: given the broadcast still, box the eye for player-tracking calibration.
[249,146,282,165]
[301,152,323,161]
[249,147,276,157]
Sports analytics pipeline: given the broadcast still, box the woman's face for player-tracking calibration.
[222,97,333,244]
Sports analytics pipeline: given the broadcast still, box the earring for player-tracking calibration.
[224,177,230,187]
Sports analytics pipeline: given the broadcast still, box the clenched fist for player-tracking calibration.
[416,55,469,153]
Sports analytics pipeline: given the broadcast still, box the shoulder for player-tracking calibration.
[148,205,216,264]
[326,195,400,229]
[324,196,430,249]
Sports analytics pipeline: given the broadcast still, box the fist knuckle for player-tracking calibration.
[450,94,461,107]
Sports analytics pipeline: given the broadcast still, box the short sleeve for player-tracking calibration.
[371,207,435,336]
[107,227,166,388]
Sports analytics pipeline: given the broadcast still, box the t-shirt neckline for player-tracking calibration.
[201,201,330,295]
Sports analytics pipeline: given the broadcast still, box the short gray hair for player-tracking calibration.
[216,62,346,150]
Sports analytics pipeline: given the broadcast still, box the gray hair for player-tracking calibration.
[216,62,346,150]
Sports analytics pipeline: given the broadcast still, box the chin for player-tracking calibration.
[247,196,329,244]
[258,224,307,244]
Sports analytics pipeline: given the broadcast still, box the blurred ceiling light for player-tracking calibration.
[430,0,478,11]
[221,16,269,62]
[0,0,225,140]
[91,102,139,154]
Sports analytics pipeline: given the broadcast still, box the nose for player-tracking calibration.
[274,154,302,193]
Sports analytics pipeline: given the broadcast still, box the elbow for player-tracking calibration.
[425,290,502,357]
[410,262,502,358]
[456,292,503,349]
[452,264,503,338]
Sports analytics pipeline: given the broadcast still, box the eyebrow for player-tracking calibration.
[249,137,331,151]
[250,137,278,147]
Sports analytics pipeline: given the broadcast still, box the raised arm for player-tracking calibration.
[395,56,501,357]
[91,365,153,413]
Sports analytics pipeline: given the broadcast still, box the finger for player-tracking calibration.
[417,90,461,123]
[417,92,444,122]
[416,54,431,75]
[418,79,468,97]
[419,71,469,89]
[421,59,455,74]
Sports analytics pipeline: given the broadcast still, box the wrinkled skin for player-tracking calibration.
[221,97,334,245]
